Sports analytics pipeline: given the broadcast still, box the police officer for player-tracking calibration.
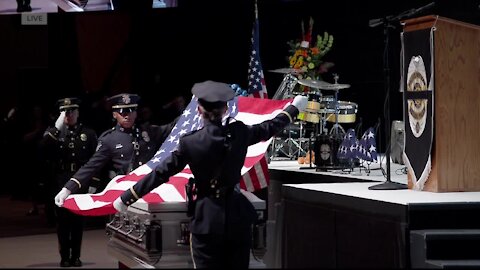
[54,93,178,206]
[113,81,308,268]
[40,97,98,267]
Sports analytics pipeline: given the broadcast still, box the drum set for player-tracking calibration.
[269,68,359,170]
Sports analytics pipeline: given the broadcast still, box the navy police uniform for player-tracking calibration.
[119,81,300,268]
[64,93,177,194]
[40,98,98,267]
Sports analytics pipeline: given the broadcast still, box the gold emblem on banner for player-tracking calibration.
[407,55,428,138]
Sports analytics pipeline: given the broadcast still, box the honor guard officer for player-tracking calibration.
[114,81,308,268]
[40,97,98,267]
[54,93,178,206]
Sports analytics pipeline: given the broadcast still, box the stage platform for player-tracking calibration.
[263,159,480,268]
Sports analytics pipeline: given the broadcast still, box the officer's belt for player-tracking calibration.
[197,186,234,199]
[60,162,78,172]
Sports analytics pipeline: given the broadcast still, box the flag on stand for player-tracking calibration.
[63,96,292,216]
[247,2,268,99]
[243,0,270,192]
[337,128,359,160]
[356,127,378,162]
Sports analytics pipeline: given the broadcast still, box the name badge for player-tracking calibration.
[115,144,123,149]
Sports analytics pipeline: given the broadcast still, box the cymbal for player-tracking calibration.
[297,79,332,89]
[298,79,350,90]
[268,68,304,74]
[320,83,351,90]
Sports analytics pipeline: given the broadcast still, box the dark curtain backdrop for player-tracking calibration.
[0,0,478,149]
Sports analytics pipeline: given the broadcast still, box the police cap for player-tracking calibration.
[192,81,235,111]
[107,93,140,113]
[57,97,80,112]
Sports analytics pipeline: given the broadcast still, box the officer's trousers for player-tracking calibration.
[55,206,84,260]
[191,230,252,269]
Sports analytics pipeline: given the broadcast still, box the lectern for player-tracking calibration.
[402,15,480,192]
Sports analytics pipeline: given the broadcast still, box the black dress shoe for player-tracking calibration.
[70,258,82,267]
[23,5,32,12]
[60,259,71,267]
[16,6,24,12]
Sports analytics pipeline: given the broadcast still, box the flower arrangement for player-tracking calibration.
[287,17,334,81]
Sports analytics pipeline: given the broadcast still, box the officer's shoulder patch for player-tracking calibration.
[95,141,103,152]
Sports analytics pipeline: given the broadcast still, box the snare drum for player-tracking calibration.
[326,101,358,123]
[305,101,321,113]
[297,111,320,123]
[304,92,321,113]
[319,96,336,109]
[304,112,320,123]
[297,111,306,122]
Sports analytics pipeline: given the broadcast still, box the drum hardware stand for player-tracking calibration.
[320,112,329,135]
[286,121,307,157]
[297,121,308,156]
[299,130,316,170]
[271,123,306,160]
[330,74,342,137]
[366,3,435,189]
[272,73,298,100]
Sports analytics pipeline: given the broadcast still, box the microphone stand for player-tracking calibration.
[367,2,435,190]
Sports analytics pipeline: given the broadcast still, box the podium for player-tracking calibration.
[402,16,480,192]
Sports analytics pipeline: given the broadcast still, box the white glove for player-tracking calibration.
[113,197,128,213]
[54,187,71,207]
[55,111,66,130]
[292,95,308,112]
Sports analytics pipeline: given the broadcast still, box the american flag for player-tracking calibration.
[243,1,270,193]
[62,96,292,216]
[356,127,378,162]
[337,127,378,162]
[247,3,268,99]
[337,128,359,160]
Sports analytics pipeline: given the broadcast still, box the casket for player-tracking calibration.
[106,190,266,268]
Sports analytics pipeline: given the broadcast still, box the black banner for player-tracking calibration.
[402,28,434,190]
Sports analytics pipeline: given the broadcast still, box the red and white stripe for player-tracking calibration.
[64,97,292,216]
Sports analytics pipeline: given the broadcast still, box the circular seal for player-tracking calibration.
[407,55,428,138]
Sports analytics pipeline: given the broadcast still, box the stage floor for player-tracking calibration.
[268,156,408,185]
[0,0,83,14]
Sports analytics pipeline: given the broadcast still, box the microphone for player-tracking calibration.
[369,18,384,28]
[403,2,435,19]
[415,2,435,14]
